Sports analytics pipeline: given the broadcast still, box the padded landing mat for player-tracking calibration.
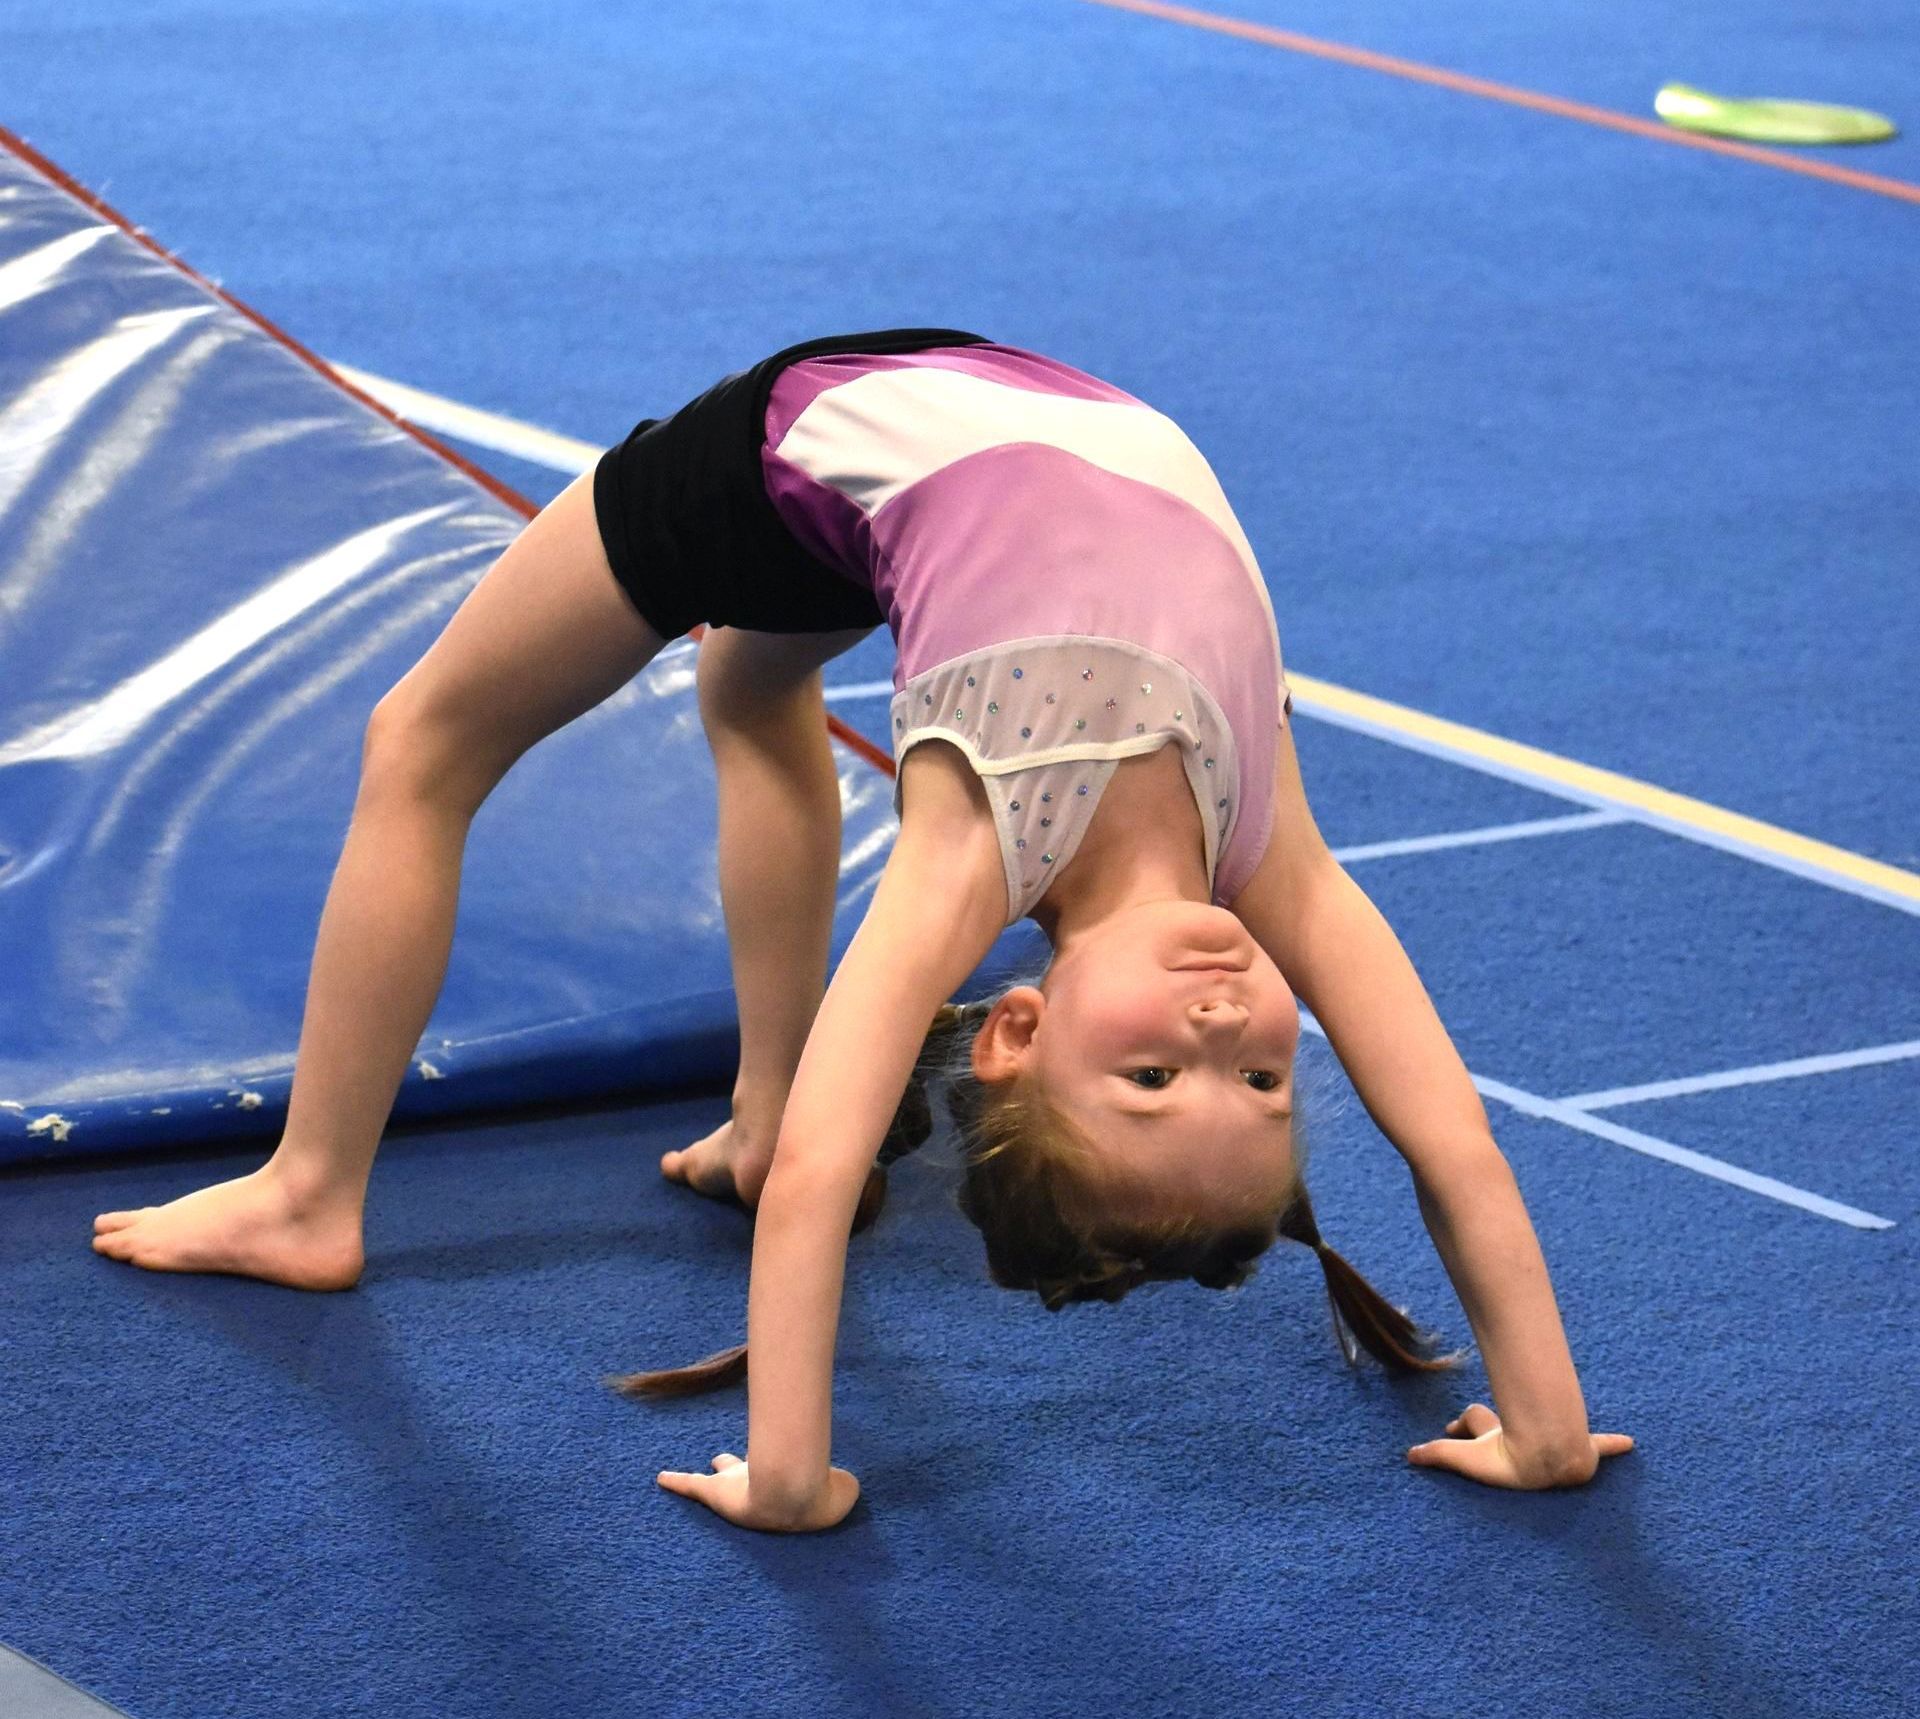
[0,136,966,1167]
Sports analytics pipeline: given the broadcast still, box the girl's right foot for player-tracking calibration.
[660,1115,777,1209]
[91,1165,366,1290]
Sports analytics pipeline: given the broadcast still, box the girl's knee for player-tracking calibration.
[359,695,509,813]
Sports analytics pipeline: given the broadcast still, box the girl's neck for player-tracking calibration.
[1030,751,1212,955]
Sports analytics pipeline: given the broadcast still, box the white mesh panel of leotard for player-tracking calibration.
[889,634,1241,925]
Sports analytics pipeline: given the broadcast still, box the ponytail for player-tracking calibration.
[609,1339,747,1399]
[1278,1182,1461,1373]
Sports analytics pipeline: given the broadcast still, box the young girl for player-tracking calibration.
[92,327,1631,1528]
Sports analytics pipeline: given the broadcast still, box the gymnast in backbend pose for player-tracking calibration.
[93,328,1631,1529]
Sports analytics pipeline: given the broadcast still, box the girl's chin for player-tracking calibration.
[1178,900,1252,942]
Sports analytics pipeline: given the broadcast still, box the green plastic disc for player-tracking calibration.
[1655,82,1898,145]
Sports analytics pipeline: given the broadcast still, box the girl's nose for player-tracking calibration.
[1188,999,1250,1031]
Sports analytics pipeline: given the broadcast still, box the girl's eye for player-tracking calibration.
[1127,1068,1281,1091]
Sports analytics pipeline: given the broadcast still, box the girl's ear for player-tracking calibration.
[971,986,1046,1083]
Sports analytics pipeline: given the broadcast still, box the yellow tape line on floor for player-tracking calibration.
[1290,672,1920,911]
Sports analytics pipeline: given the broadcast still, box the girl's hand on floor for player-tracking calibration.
[656,1453,861,1532]
[1407,1404,1634,1489]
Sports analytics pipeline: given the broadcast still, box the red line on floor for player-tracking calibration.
[1082,0,1920,208]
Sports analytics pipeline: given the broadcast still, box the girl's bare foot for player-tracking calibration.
[660,1115,777,1209]
[91,1165,365,1290]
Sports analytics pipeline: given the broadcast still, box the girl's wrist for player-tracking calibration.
[750,1466,860,1532]
[747,1466,831,1527]
[1500,1420,1596,1485]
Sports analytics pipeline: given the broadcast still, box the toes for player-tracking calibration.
[93,1210,146,1232]
[662,1147,735,1199]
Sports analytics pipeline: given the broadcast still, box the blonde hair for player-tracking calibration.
[608,994,1460,1400]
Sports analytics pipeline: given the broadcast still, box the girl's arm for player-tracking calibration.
[1259,857,1609,1482]
[659,748,1008,1530]
[1231,726,1629,1487]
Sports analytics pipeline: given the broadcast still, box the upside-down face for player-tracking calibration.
[975,900,1301,1222]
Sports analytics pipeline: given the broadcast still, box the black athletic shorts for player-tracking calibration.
[592,326,992,639]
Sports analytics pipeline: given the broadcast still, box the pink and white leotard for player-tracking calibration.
[760,341,1293,927]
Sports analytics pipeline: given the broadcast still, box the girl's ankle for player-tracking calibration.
[261,1152,367,1220]
[729,1084,790,1147]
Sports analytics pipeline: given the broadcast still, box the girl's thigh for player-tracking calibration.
[370,470,669,804]
[695,622,879,727]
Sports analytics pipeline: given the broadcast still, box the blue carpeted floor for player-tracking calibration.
[3,3,1916,1715]
[7,1081,1915,1718]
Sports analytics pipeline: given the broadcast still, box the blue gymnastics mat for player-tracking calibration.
[0,133,1034,1169]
